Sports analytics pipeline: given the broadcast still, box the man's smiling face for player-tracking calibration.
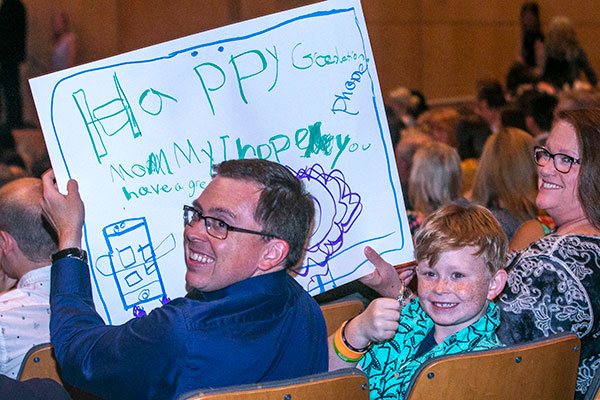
[183,176,270,292]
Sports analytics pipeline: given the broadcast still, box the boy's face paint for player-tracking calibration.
[417,246,503,343]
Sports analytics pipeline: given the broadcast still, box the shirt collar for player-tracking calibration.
[18,265,52,288]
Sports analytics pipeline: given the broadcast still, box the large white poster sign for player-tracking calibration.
[30,0,413,324]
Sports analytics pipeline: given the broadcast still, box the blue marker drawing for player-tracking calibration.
[291,163,362,291]
[95,218,175,312]
[72,73,141,164]
[37,4,412,319]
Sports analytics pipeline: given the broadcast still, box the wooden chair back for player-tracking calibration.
[17,343,63,385]
[178,368,369,400]
[320,300,364,336]
[405,332,580,400]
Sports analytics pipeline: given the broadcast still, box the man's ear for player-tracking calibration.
[487,269,508,301]
[257,239,289,272]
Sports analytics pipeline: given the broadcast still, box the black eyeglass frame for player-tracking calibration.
[533,146,582,174]
[183,205,278,240]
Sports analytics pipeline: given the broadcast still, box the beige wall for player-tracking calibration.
[19,0,600,125]
[365,0,600,102]
[22,0,119,124]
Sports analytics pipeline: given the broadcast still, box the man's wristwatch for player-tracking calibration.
[52,247,88,264]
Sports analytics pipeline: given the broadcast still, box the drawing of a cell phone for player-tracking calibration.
[102,217,167,310]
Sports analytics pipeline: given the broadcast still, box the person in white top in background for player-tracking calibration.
[51,10,77,71]
[0,178,58,378]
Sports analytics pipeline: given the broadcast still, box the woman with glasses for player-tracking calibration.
[497,108,600,399]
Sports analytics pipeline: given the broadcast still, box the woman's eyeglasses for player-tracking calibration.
[533,146,581,174]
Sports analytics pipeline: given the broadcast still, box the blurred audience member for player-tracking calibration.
[520,89,558,145]
[385,104,403,149]
[394,127,432,210]
[417,107,460,148]
[500,104,528,132]
[556,88,600,112]
[461,158,478,199]
[476,79,507,133]
[388,86,428,129]
[407,142,464,234]
[543,16,597,90]
[506,61,537,100]
[0,163,26,188]
[519,2,545,73]
[0,124,16,152]
[0,148,26,171]
[471,127,539,240]
[30,151,52,179]
[52,10,77,71]
[409,90,429,120]
[0,147,26,186]
[456,112,492,160]
[0,0,26,130]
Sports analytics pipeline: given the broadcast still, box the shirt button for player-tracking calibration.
[394,372,400,378]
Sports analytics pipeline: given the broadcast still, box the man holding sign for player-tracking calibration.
[41,159,327,400]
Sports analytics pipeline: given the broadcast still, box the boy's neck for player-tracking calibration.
[432,300,490,344]
[433,328,450,345]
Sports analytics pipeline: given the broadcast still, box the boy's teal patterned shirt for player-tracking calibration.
[359,298,501,400]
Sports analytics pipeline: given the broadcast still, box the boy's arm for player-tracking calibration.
[329,298,401,370]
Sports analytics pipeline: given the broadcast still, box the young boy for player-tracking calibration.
[329,204,508,400]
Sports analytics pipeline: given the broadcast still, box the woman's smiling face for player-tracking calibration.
[535,119,585,226]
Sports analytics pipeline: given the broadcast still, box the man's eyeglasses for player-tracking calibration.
[183,205,277,240]
[533,146,581,174]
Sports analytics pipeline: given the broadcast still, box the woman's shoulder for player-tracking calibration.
[508,219,545,251]
[500,232,600,343]
[527,232,600,250]
[508,232,600,271]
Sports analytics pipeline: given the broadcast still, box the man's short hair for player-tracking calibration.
[213,159,314,269]
[0,178,58,263]
[519,89,558,133]
[413,204,507,274]
[530,92,558,131]
[476,79,507,109]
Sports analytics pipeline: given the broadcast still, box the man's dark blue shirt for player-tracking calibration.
[50,257,327,400]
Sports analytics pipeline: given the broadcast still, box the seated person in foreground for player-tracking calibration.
[329,204,508,400]
[497,108,600,399]
[0,178,58,378]
[40,159,328,400]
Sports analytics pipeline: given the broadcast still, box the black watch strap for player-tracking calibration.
[52,247,88,264]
